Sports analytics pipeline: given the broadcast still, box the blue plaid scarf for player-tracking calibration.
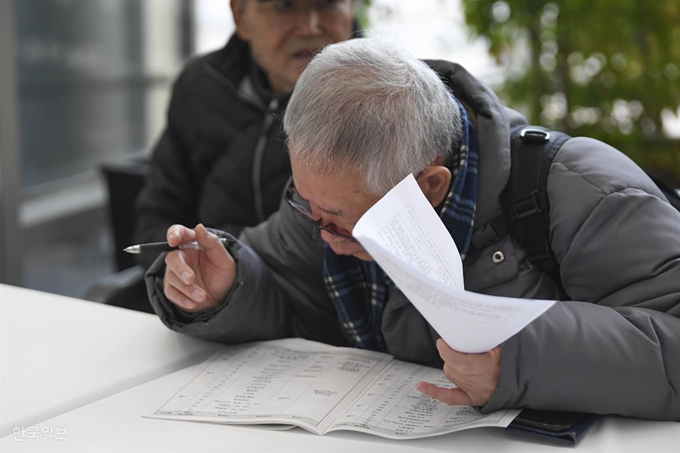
[322,97,479,351]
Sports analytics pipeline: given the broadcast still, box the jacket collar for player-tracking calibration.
[425,60,528,227]
[206,33,251,87]
[202,33,289,111]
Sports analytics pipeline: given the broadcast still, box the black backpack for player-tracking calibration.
[470,126,680,284]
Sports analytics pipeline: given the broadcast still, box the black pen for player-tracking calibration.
[124,238,230,254]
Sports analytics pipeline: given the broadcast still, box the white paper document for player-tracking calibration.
[148,338,519,439]
[353,174,555,353]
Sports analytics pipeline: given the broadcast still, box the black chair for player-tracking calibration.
[84,153,153,313]
[102,155,151,272]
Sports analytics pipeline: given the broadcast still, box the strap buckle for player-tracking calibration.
[520,128,551,143]
[526,240,554,267]
[513,191,541,218]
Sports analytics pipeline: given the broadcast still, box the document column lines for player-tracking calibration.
[369,366,422,429]
[175,347,264,415]
[246,352,314,420]
[315,358,391,427]
[198,348,272,414]
[350,364,413,428]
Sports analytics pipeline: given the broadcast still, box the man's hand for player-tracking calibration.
[163,223,236,313]
[416,338,501,407]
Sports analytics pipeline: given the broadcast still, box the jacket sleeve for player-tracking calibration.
[145,199,347,346]
[484,137,680,421]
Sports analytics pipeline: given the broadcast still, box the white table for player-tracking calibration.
[1,359,679,453]
[0,283,221,437]
[1,284,678,452]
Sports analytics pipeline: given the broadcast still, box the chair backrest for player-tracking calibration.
[101,154,150,272]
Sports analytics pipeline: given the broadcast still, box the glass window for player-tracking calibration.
[15,0,190,190]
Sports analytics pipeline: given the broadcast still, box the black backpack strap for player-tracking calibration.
[509,127,570,277]
[470,126,570,280]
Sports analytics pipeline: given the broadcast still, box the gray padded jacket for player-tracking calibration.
[146,60,680,422]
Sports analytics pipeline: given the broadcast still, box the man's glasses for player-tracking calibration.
[284,181,358,242]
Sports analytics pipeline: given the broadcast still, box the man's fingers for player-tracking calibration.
[436,338,470,363]
[415,382,472,406]
[194,224,220,249]
[167,224,196,247]
[162,224,236,312]
[164,280,197,311]
[164,284,213,314]
[437,339,500,375]
[165,250,196,285]
[165,269,206,304]
[194,223,235,273]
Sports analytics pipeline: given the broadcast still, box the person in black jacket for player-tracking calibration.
[133,0,357,268]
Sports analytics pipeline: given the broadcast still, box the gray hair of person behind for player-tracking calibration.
[283,37,462,196]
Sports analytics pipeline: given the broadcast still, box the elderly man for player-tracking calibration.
[146,38,680,421]
[133,0,357,268]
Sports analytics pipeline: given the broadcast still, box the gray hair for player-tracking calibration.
[283,37,461,196]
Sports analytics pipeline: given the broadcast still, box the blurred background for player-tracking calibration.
[1,0,678,300]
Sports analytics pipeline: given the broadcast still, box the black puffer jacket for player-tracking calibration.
[133,34,291,267]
